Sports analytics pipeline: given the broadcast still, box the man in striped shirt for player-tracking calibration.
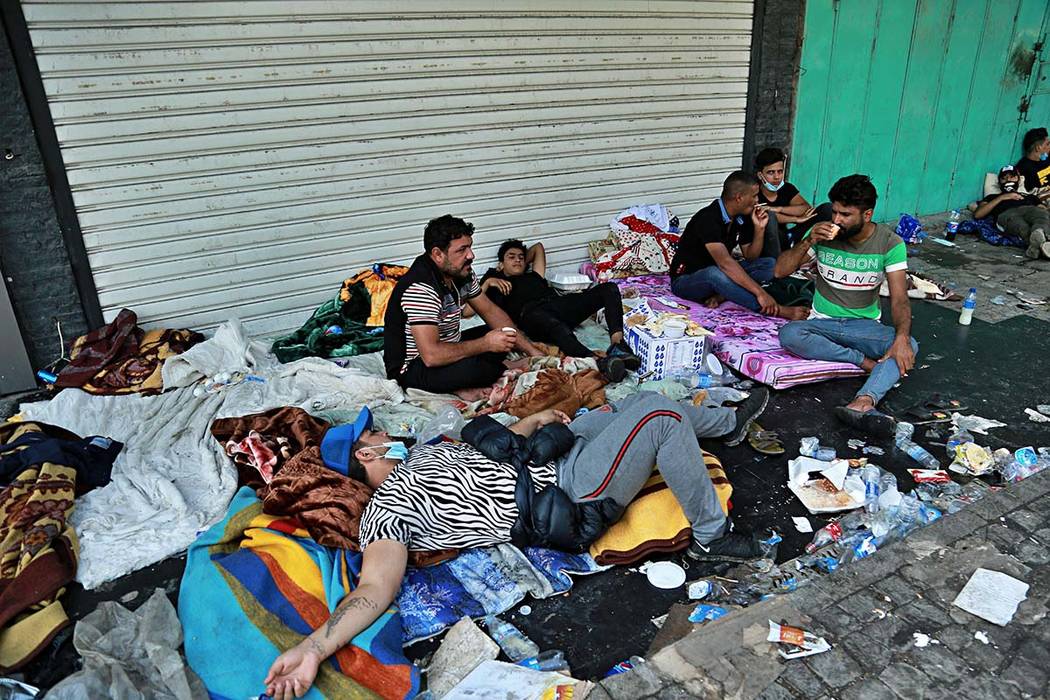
[383,215,543,398]
[775,175,918,436]
[264,390,770,698]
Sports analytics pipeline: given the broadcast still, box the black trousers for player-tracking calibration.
[397,326,506,393]
[518,283,623,358]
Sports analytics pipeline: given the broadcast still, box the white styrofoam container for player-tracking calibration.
[626,324,707,380]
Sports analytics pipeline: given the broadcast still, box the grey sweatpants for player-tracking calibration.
[556,392,734,544]
[998,205,1050,243]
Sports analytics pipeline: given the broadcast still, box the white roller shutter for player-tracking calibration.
[23,0,753,337]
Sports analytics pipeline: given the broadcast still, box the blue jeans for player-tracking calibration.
[670,258,776,311]
[778,318,919,405]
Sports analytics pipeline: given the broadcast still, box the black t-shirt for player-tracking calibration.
[979,192,1042,223]
[758,182,800,209]
[1015,157,1050,191]
[669,200,755,277]
[480,269,555,319]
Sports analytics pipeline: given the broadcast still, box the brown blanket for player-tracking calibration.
[504,368,607,418]
[211,407,331,488]
[55,308,203,395]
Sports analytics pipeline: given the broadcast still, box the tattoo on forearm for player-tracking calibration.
[324,596,379,638]
[307,637,325,658]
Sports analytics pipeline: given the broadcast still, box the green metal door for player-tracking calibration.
[789,0,1049,220]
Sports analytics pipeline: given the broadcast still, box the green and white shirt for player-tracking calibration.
[805,224,907,320]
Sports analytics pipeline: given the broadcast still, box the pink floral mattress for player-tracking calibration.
[616,275,865,390]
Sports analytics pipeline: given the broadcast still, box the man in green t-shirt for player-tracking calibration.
[774,175,917,436]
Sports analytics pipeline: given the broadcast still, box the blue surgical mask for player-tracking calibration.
[381,441,410,462]
[763,180,784,192]
[1041,152,1048,161]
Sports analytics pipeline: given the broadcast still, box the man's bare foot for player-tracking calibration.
[503,358,530,370]
[775,305,810,321]
[703,294,725,309]
[453,386,490,402]
[845,395,876,413]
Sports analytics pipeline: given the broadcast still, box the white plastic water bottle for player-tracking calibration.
[483,616,539,662]
[959,288,977,325]
[896,438,941,469]
[945,210,961,241]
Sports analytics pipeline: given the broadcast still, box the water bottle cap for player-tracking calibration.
[968,287,976,293]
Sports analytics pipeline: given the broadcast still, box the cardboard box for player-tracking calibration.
[626,324,707,380]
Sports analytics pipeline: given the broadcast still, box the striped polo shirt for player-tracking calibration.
[359,442,556,551]
[383,254,481,378]
[804,224,907,320]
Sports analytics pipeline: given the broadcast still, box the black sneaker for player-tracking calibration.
[723,387,770,447]
[834,406,896,437]
[687,531,764,563]
[607,340,642,371]
[597,355,626,383]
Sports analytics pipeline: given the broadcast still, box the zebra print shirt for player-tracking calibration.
[359,442,557,551]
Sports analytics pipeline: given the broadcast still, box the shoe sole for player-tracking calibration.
[603,357,626,382]
[724,389,770,447]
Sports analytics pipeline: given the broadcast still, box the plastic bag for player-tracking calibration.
[416,405,466,445]
[43,589,205,700]
[895,214,926,244]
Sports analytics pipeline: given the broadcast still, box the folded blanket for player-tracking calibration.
[589,450,730,566]
[958,218,1024,247]
[272,264,408,363]
[55,308,203,395]
[180,487,420,700]
[616,275,864,390]
[0,422,79,671]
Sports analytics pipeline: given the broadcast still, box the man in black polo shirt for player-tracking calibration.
[479,240,641,381]
[669,171,808,320]
[383,215,543,398]
[975,165,1050,260]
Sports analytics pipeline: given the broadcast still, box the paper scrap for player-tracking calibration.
[1027,408,1050,423]
[952,568,1029,626]
[908,469,952,484]
[912,632,939,648]
[951,413,1007,435]
[792,517,813,533]
[445,660,590,700]
[974,631,990,645]
[651,613,668,629]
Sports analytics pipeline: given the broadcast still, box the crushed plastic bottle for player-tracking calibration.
[517,649,570,673]
[805,512,866,553]
[483,615,540,662]
[896,438,941,469]
[895,421,915,443]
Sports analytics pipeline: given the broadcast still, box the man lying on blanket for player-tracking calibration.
[264,389,770,699]
[473,239,642,381]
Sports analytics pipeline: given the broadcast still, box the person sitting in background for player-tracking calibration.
[383,215,543,400]
[1015,127,1050,193]
[755,146,830,250]
[974,165,1050,260]
[669,171,808,320]
[775,174,916,436]
[478,240,641,382]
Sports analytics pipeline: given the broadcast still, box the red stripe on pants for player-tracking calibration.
[581,409,682,499]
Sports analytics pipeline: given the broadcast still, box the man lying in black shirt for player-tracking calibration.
[477,240,641,381]
[975,165,1050,260]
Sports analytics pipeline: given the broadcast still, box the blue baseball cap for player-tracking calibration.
[320,406,373,476]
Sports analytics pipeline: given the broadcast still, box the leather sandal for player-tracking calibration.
[746,422,785,455]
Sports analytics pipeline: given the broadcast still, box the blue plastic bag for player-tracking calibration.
[895,214,926,244]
